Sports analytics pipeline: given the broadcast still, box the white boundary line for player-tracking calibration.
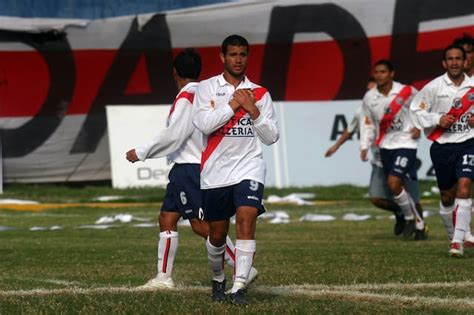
[2,282,474,310]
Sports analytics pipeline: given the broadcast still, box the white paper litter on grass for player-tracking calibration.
[269,217,290,224]
[50,225,63,230]
[133,223,157,228]
[266,194,314,205]
[0,199,39,204]
[93,195,126,202]
[342,213,371,221]
[299,214,335,222]
[177,219,191,226]
[430,186,440,194]
[79,225,119,229]
[95,214,150,225]
[30,226,48,231]
[422,191,431,197]
[0,226,16,231]
[423,210,433,218]
[260,211,290,220]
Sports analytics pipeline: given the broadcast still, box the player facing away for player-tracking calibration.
[125,48,257,288]
[410,45,474,257]
[192,35,279,305]
[360,59,428,240]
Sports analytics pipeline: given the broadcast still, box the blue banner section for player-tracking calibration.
[0,0,232,18]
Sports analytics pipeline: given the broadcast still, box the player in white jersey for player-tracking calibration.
[126,49,253,288]
[325,79,419,235]
[192,35,279,305]
[410,45,474,257]
[360,59,427,240]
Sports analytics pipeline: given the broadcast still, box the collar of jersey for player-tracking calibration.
[217,73,252,89]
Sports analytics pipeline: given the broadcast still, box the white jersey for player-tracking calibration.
[360,81,418,151]
[135,82,201,164]
[410,73,474,144]
[192,74,279,189]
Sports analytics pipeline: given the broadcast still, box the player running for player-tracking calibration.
[410,44,474,257]
[360,59,427,240]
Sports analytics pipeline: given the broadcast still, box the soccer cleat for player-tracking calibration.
[402,219,416,237]
[394,214,405,236]
[414,225,428,241]
[449,242,464,258]
[230,289,247,306]
[137,274,175,289]
[211,279,227,302]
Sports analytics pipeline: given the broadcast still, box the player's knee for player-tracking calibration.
[370,198,383,208]
[440,189,456,206]
[159,212,178,231]
[190,219,209,238]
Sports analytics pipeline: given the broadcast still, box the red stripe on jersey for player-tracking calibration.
[200,87,268,171]
[375,85,413,146]
[427,87,474,142]
[169,91,194,118]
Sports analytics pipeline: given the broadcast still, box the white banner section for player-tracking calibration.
[106,105,172,188]
[107,102,434,188]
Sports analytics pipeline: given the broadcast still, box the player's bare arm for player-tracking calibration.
[233,89,260,120]
[126,149,139,163]
[439,114,457,128]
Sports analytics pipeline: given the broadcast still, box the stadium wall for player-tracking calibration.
[0,0,473,185]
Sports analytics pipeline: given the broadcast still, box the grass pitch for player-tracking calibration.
[1,183,473,314]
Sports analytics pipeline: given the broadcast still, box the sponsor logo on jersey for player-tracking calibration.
[436,95,449,98]
[216,92,226,96]
[215,117,254,137]
[462,168,472,172]
[468,93,474,102]
[247,195,259,201]
[185,209,193,214]
[452,97,462,109]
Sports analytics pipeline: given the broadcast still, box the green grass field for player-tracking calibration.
[1,183,474,314]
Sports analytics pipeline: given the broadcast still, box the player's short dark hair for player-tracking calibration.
[173,48,201,80]
[453,34,474,48]
[443,44,466,60]
[221,34,249,55]
[374,59,394,72]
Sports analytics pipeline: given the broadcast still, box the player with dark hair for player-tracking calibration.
[193,34,279,305]
[126,48,256,288]
[360,59,427,240]
[411,45,474,257]
[453,34,473,77]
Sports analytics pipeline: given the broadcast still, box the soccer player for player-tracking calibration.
[325,78,420,236]
[410,44,474,257]
[453,34,473,77]
[192,35,279,305]
[360,59,428,240]
[126,48,257,288]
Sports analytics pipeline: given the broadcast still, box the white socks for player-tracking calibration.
[231,239,256,293]
[452,198,472,244]
[394,189,424,229]
[439,202,454,240]
[206,237,225,282]
[157,230,179,278]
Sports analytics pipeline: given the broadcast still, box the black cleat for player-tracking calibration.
[402,219,416,237]
[211,280,227,302]
[415,225,429,241]
[230,289,247,306]
[394,214,405,236]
